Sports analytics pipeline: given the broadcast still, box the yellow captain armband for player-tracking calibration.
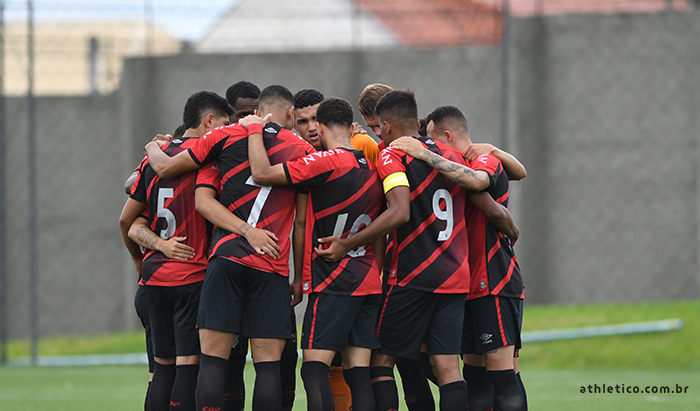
[383,172,409,193]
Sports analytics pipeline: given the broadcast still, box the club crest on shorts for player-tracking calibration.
[303,282,310,291]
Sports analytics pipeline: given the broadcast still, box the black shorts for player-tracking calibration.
[376,285,466,359]
[198,257,292,339]
[230,308,297,355]
[145,282,202,358]
[134,285,155,372]
[461,295,523,355]
[301,293,381,352]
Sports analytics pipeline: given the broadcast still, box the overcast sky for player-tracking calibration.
[3,0,238,42]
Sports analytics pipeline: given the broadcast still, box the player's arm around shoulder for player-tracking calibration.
[145,135,199,179]
[244,114,288,186]
[390,136,490,191]
[468,192,519,245]
[465,143,527,181]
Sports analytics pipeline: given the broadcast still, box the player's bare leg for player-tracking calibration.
[249,337,286,411]
[429,354,467,411]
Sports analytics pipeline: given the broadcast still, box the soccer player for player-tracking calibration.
[226,81,261,122]
[315,90,475,411]
[246,97,385,411]
[358,83,393,139]
[295,88,380,166]
[127,91,233,411]
[144,85,313,411]
[390,106,527,411]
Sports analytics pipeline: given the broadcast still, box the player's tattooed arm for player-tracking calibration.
[465,143,527,181]
[128,217,195,260]
[390,137,490,191]
[469,192,519,245]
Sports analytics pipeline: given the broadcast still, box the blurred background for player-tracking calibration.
[0,0,699,362]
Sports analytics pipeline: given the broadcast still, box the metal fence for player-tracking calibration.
[1,0,698,365]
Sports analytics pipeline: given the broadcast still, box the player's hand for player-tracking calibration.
[465,143,496,162]
[314,236,351,262]
[153,133,172,148]
[390,136,425,159]
[290,279,303,307]
[239,113,272,129]
[351,122,368,136]
[244,227,281,259]
[158,236,196,260]
[507,225,519,247]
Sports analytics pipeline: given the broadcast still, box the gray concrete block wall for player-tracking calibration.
[3,11,699,338]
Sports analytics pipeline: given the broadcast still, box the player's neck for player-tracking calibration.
[182,127,204,138]
[453,135,472,154]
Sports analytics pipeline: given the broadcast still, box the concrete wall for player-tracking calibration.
[3,11,699,338]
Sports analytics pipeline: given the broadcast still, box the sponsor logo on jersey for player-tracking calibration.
[480,333,493,345]
[301,148,345,166]
[381,149,393,166]
[477,154,489,164]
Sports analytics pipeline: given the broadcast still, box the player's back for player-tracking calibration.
[285,148,384,295]
[378,137,470,294]
[132,137,209,286]
[190,122,313,276]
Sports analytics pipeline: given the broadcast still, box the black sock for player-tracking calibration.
[280,342,298,411]
[196,354,228,411]
[300,361,334,411]
[149,363,177,411]
[224,352,246,411]
[396,357,435,411]
[252,360,282,411]
[170,364,199,411]
[488,369,525,411]
[516,372,528,411]
[343,366,374,411]
[439,380,468,411]
[145,380,152,411]
[372,378,399,411]
[418,353,439,386]
[463,364,493,411]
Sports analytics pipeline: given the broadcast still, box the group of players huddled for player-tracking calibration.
[118,81,528,411]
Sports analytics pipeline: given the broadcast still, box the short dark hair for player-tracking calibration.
[418,117,428,137]
[259,85,294,107]
[294,89,324,110]
[316,97,354,129]
[375,89,418,127]
[358,83,393,116]
[225,81,260,106]
[182,91,233,129]
[172,124,187,139]
[426,105,469,133]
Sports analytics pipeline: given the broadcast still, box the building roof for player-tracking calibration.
[196,0,693,52]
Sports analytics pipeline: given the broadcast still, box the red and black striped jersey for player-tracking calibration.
[378,137,470,294]
[284,148,384,296]
[130,137,209,286]
[188,122,313,276]
[465,153,524,300]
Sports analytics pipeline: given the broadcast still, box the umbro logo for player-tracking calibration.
[264,127,277,134]
[480,333,493,345]
[425,138,435,145]
[173,139,182,144]
[358,158,367,165]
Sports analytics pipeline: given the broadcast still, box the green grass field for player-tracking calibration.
[1,299,699,410]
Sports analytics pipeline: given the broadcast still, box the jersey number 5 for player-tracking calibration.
[157,188,176,239]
